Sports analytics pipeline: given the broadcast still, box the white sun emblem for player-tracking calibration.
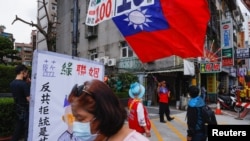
[124,8,152,30]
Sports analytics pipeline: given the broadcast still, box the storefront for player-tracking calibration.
[144,68,193,106]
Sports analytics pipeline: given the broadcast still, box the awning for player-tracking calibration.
[146,68,184,74]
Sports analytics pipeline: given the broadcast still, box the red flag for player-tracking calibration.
[112,0,210,63]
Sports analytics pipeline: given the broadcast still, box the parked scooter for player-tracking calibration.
[217,86,244,112]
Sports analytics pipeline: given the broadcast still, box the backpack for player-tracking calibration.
[201,105,217,125]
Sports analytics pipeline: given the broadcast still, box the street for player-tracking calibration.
[142,104,250,141]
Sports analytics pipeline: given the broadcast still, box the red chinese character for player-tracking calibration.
[76,64,86,75]
[205,63,212,72]
[213,63,220,71]
[89,67,100,78]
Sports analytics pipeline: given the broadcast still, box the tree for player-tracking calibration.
[0,25,6,32]
[0,36,20,65]
[11,0,58,52]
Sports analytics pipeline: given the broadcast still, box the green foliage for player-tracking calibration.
[0,97,15,137]
[0,36,13,59]
[0,36,20,64]
[117,72,138,91]
[0,65,16,93]
[6,50,22,61]
[116,91,129,98]
[0,36,13,50]
[0,64,31,93]
[106,72,138,98]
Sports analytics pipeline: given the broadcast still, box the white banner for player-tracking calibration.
[28,50,104,141]
[183,59,195,76]
[85,0,155,26]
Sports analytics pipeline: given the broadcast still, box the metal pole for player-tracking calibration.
[72,0,79,57]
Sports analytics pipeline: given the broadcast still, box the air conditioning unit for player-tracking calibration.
[108,58,116,66]
[94,58,100,62]
[99,56,109,65]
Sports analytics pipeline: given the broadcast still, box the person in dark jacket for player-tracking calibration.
[10,64,30,141]
[186,86,206,141]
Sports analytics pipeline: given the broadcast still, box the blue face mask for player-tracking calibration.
[73,121,98,141]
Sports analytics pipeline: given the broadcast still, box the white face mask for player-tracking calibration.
[72,121,98,141]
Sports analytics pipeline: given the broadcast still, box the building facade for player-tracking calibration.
[53,0,246,105]
[14,43,33,66]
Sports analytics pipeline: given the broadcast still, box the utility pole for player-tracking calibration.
[72,0,79,57]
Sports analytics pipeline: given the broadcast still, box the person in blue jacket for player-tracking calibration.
[186,86,206,141]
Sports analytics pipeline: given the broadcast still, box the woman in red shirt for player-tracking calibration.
[157,81,174,123]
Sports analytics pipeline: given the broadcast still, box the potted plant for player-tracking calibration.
[0,97,15,140]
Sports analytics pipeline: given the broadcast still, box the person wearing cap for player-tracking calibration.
[186,86,206,141]
[127,82,151,137]
[157,81,174,123]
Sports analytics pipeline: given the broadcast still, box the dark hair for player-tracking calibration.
[15,64,28,75]
[188,86,199,98]
[68,79,127,137]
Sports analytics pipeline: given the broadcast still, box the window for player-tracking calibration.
[120,41,133,58]
[89,49,98,60]
[52,3,57,11]
[85,25,98,38]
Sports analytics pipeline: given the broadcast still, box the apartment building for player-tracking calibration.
[54,0,244,105]
[12,30,37,66]
[14,43,33,66]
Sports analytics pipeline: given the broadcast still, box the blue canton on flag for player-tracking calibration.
[112,0,169,36]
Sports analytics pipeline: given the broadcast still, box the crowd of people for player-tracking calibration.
[10,64,214,141]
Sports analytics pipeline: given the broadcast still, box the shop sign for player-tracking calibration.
[206,74,217,93]
[220,19,233,49]
[222,58,234,66]
[235,48,250,59]
[222,48,234,66]
[200,62,221,73]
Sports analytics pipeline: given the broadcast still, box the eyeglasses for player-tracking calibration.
[72,83,93,97]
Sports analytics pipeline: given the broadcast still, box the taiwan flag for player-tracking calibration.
[112,0,210,63]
